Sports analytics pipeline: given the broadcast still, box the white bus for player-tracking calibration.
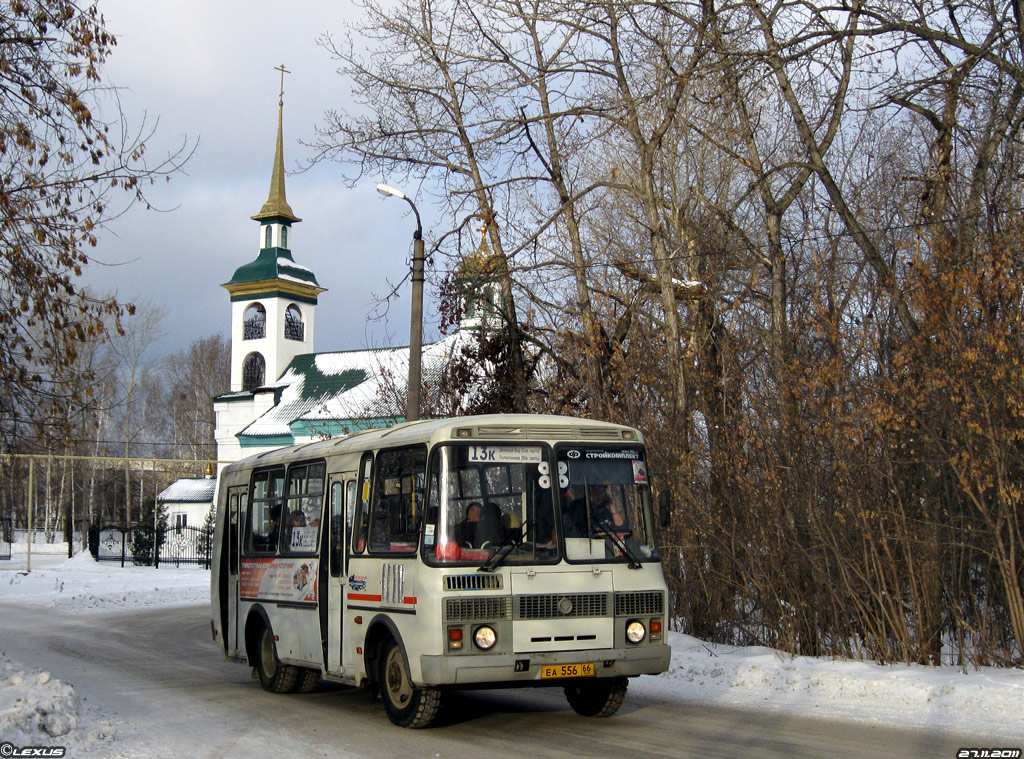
[210,414,671,727]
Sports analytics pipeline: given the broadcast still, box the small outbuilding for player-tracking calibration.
[156,477,217,531]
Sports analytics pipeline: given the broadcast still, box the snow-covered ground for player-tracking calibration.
[1,542,1023,753]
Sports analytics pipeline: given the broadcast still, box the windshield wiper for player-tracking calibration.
[478,520,530,573]
[591,515,642,569]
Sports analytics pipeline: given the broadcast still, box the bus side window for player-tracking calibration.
[330,480,344,576]
[229,493,239,574]
[246,467,285,554]
[424,463,440,550]
[350,453,373,554]
[369,446,426,554]
[346,480,357,531]
[281,461,324,554]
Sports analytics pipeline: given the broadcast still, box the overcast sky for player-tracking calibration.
[85,0,435,360]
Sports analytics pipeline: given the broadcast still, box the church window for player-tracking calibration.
[242,352,266,391]
[264,225,273,249]
[281,225,288,249]
[284,304,304,341]
[243,303,266,340]
[482,286,497,318]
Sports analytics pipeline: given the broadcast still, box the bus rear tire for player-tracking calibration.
[564,676,628,717]
[256,624,299,694]
[378,637,441,728]
[295,668,321,693]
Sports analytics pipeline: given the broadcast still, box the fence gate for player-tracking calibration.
[0,518,11,561]
[95,524,128,562]
[159,525,212,568]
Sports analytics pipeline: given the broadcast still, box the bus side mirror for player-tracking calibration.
[659,489,671,529]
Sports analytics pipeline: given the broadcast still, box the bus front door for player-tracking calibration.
[325,474,353,673]
[226,486,246,655]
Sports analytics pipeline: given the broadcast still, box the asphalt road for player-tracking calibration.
[0,602,993,759]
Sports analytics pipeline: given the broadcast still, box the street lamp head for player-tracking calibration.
[376,183,407,200]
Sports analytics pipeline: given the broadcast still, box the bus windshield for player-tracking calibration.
[425,444,557,566]
[556,445,660,564]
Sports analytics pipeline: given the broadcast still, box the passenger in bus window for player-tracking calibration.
[562,487,588,538]
[283,509,310,552]
[478,502,504,546]
[563,484,625,538]
[588,484,625,528]
[455,502,483,547]
[262,504,281,551]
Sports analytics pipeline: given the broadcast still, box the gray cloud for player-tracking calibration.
[85,0,437,360]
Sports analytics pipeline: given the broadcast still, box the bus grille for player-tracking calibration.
[614,591,664,616]
[444,574,502,591]
[446,596,512,622]
[517,593,609,619]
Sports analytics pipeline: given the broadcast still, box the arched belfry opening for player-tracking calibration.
[284,304,304,341]
[244,303,266,340]
[242,352,266,390]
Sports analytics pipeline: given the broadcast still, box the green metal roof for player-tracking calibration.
[225,247,320,287]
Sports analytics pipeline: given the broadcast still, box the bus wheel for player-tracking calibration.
[564,676,628,717]
[378,637,441,728]
[256,624,299,694]
[295,668,321,693]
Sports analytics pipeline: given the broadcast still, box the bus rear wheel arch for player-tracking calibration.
[249,616,300,694]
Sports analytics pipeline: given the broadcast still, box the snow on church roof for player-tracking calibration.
[237,331,469,442]
[224,247,320,288]
[156,478,217,504]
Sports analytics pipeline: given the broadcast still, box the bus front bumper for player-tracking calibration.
[419,643,671,687]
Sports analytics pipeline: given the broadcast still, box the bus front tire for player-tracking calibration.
[564,676,628,717]
[378,637,441,728]
[256,624,299,694]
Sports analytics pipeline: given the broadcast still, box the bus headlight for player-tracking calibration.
[474,625,497,650]
[625,620,646,644]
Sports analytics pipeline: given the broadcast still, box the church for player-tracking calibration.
[157,84,500,523]
[209,89,500,469]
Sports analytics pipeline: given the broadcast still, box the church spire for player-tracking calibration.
[252,64,301,223]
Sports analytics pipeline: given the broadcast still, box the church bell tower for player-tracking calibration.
[222,65,325,393]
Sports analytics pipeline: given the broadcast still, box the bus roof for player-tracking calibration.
[221,413,645,473]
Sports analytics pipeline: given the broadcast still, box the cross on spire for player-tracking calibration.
[252,63,300,223]
[275,63,291,105]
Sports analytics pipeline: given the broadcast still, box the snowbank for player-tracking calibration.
[2,548,209,614]
[0,652,115,749]
[651,633,1024,739]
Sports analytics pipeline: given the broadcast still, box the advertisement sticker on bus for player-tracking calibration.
[348,574,367,591]
[584,449,640,460]
[240,558,318,603]
[633,460,648,484]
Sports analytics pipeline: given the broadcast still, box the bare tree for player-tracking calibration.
[105,303,166,524]
[0,0,190,448]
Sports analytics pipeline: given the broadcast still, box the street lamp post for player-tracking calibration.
[376,184,424,422]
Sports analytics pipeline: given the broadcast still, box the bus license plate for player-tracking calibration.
[540,662,595,679]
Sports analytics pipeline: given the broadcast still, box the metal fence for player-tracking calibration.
[90,524,211,568]
[0,518,11,561]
